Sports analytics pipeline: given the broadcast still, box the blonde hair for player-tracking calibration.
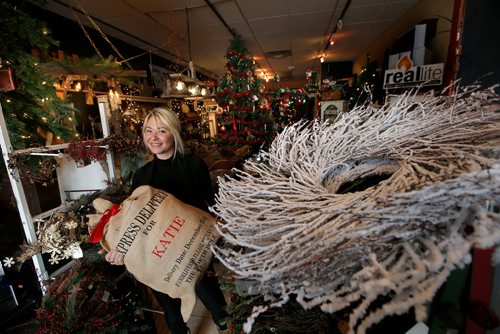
[142,107,185,157]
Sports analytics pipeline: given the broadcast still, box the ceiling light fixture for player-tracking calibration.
[176,80,186,91]
[321,0,352,62]
[166,8,211,99]
[336,19,343,30]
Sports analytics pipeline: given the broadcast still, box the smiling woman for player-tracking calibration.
[143,114,177,159]
[99,107,230,333]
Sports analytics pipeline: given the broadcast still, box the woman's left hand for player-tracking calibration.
[100,249,125,265]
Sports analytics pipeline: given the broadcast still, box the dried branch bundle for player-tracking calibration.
[210,85,500,333]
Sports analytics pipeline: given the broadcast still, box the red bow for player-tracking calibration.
[89,204,121,243]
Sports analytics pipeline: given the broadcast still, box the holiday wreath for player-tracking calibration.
[210,84,500,333]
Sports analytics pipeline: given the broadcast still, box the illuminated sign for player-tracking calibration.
[383,55,444,89]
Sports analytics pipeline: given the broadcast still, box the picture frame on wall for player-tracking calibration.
[320,100,348,123]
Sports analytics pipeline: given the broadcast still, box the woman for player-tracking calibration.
[105,107,229,333]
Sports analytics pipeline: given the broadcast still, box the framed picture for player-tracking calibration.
[320,100,348,123]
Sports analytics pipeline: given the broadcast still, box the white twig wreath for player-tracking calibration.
[210,84,500,333]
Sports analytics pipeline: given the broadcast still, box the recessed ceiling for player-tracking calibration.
[44,0,418,83]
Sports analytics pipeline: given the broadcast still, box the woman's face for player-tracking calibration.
[143,116,175,159]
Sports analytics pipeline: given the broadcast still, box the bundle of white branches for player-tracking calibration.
[210,84,500,333]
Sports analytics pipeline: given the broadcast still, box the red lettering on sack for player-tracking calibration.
[159,238,171,248]
[151,216,186,258]
[152,246,165,258]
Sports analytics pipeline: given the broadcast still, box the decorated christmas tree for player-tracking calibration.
[270,87,310,133]
[347,54,379,109]
[215,34,273,149]
[0,0,77,149]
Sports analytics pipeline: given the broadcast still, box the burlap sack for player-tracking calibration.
[94,185,219,321]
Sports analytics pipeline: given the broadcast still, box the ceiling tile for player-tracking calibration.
[188,6,225,27]
[127,0,218,13]
[343,4,385,24]
[211,1,243,25]
[103,14,168,38]
[236,0,289,19]
[288,0,339,14]
[290,11,333,32]
[248,16,289,35]
[374,1,417,21]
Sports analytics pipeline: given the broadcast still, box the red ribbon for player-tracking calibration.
[233,119,272,126]
[232,116,237,133]
[89,204,121,243]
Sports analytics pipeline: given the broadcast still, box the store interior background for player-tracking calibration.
[1,0,499,333]
[34,0,457,89]
[32,0,499,90]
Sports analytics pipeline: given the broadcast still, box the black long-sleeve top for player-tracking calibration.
[131,153,214,212]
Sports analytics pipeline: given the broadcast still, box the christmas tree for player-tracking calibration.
[347,54,379,109]
[215,34,273,149]
[0,0,77,149]
[270,87,311,133]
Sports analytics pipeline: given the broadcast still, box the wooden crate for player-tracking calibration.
[321,89,343,101]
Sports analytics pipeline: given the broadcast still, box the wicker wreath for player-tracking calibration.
[210,85,500,333]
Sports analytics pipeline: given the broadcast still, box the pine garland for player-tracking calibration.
[4,135,145,185]
[35,253,151,333]
[222,283,335,333]
[0,1,78,149]
[64,139,107,167]
[7,151,59,185]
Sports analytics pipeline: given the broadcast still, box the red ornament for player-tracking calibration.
[0,68,18,91]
